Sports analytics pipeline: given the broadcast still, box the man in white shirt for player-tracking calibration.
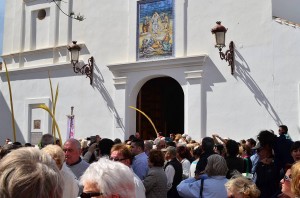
[163,146,182,198]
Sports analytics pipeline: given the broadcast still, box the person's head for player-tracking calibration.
[166,141,176,147]
[80,158,135,198]
[5,138,11,144]
[257,130,276,149]
[246,138,256,149]
[176,145,190,160]
[169,133,175,141]
[110,143,133,167]
[135,132,141,139]
[205,154,228,177]
[291,161,300,196]
[291,141,300,162]
[164,146,176,161]
[280,167,293,198]
[201,137,215,152]
[40,134,54,148]
[214,144,225,156]
[241,144,252,157]
[225,176,261,198]
[128,135,136,141]
[256,143,272,160]
[130,139,144,156]
[95,135,101,143]
[24,143,32,147]
[63,138,82,165]
[42,145,65,170]
[0,144,21,159]
[156,139,166,150]
[279,125,288,135]
[98,138,114,157]
[144,140,153,154]
[226,140,239,157]
[148,150,165,168]
[193,146,203,159]
[113,138,122,144]
[81,139,88,149]
[0,147,63,198]
[174,134,182,143]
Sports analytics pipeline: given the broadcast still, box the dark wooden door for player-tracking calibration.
[136,77,184,140]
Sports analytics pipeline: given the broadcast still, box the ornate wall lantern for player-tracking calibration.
[211,21,235,75]
[67,41,94,85]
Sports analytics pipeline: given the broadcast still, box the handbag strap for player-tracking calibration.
[200,178,204,198]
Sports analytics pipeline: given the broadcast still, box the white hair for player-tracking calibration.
[80,158,135,197]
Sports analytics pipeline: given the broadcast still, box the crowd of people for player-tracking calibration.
[0,125,300,198]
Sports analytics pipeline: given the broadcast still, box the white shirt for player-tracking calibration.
[133,171,146,198]
[61,164,79,198]
[164,162,175,190]
[181,158,191,179]
[189,159,199,178]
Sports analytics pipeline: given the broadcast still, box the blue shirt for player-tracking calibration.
[132,152,149,180]
[177,176,228,198]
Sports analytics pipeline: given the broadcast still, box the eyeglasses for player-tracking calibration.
[80,192,103,198]
[283,174,292,182]
[109,157,127,162]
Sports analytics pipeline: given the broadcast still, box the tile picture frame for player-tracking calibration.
[137,0,174,61]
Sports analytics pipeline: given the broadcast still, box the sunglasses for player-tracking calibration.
[109,157,127,162]
[80,192,103,198]
[283,174,292,182]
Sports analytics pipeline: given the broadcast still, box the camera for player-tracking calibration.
[87,136,98,148]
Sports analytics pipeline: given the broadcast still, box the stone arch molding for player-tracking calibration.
[107,55,207,140]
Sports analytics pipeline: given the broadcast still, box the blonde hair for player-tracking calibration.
[42,145,65,170]
[0,147,63,198]
[291,161,300,196]
[225,176,260,198]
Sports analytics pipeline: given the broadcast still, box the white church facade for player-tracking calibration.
[1,0,300,144]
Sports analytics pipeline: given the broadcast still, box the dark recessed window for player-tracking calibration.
[37,9,46,20]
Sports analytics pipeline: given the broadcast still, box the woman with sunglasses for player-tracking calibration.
[80,157,135,198]
[279,168,293,198]
[291,161,300,198]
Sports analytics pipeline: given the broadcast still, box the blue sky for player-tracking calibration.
[0,0,5,62]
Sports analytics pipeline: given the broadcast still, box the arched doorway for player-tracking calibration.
[136,77,184,140]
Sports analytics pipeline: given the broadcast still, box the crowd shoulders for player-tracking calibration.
[1,124,300,198]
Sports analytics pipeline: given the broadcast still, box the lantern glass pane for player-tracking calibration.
[215,32,225,46]
[71,50,80,62]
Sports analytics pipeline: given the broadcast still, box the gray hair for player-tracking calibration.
[0,147,63,198]
[64,138,81,150]
[80,157,135,197]
[205,154,228,176]
[166,146,176,157]
[144,140,154,150]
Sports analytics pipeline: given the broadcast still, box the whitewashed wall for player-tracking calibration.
[1,0,300,144]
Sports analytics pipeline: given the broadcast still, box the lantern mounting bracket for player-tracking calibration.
[67,41,94,85]
[218,41,234,75]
